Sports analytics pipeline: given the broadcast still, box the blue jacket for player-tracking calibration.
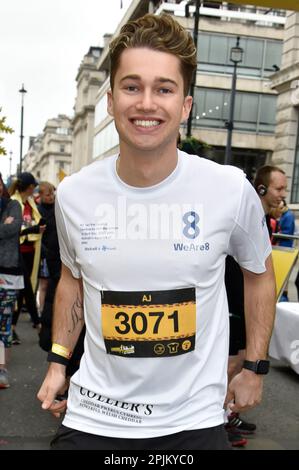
[279,209,295,247]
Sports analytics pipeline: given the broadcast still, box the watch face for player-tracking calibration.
[243,360,270,374]
[257,360,270,374]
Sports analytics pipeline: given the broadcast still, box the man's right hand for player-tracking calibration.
[37,363,68,418]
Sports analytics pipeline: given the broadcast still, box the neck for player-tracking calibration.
[261,198,270,215]
[117,143,178,187]
[19,191,29,203]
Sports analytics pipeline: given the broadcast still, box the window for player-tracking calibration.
[193,88,277,133]
[243,38,263,70]
[259,95,277,132]
[95,94,108,127]
[56,127,69,135]
[198,33,282,78]
[60,145,65,153]
[210,35,228,64]
[264,41,281,72]
[93,121,119,158]
[234,92,259,131]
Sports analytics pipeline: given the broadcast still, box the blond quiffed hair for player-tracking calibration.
[109,14,197,96]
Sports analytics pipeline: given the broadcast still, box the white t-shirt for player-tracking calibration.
[56,150,271,438]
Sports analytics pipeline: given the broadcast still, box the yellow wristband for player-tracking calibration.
[52,343,72,360]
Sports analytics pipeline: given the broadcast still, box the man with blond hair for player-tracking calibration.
[38,14,276,450]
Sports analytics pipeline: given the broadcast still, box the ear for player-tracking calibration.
[181,95,193,123]
[107,89,114,117]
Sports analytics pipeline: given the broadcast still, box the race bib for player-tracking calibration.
[101,288,196,358]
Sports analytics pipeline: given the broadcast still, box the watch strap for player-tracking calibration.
[243,359,270,374]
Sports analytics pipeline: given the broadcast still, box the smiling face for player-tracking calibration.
[107,48,192,158]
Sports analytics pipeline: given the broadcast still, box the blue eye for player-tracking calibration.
[159,88,172,94]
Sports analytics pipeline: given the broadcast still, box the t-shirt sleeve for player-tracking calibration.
[228,177,272,274]
[55,189,81,279]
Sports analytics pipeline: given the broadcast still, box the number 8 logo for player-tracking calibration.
[183,211,200,239]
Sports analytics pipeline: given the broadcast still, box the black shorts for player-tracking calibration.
[51,424,230,450]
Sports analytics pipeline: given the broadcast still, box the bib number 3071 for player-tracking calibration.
[101,288,196,358]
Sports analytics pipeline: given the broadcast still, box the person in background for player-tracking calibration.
[37,182,60,280]
[253,165,287,238]
[254,166,291,301]
[0,173,23,388]
[278,200,295,248]
[37,181,61,352]
[269,202,284,245]
[37,182,56,314]
[277,200,295,301]
[9,173,45,344]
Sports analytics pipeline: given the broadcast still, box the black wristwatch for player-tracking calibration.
[243,360,270,375]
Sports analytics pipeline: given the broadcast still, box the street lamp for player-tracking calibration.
[224,37,243,166]
[19,84,27,174]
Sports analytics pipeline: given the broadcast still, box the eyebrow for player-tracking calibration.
[120,75,178,87]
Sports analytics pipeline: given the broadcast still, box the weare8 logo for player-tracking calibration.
[183,211,200,239]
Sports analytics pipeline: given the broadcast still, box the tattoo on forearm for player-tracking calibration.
[68,293,84,334]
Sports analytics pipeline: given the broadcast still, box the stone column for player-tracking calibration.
[271,12,299,199]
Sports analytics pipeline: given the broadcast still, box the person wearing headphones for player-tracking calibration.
[253,165,287,238]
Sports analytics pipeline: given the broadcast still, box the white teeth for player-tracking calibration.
[134,120,160,128]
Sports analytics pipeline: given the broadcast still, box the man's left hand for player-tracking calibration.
[225,368,264,413]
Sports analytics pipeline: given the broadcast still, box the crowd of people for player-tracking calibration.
[0,154,296,449]
[1,13,298,451]
[0,172,58,388]
[0,160,295,447]
[1,162,295,449]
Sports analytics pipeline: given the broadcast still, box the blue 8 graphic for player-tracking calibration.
[183,211,200,239]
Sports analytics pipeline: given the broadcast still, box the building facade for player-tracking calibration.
[93,0,153,162]
[72,47,106,173]
[23,114,72,186]
[91,1,285,182]
[271,11,299,205]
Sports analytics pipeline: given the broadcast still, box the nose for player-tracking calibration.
[136,89,158,112]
